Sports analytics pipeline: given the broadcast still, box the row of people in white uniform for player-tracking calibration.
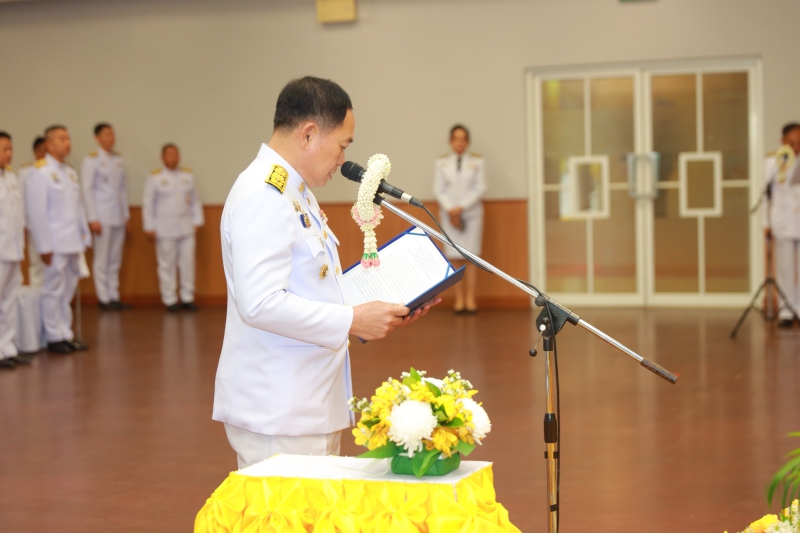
[0,124,203,363]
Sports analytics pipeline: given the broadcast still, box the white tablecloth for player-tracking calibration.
[239,454,491,485]
[15,285,46,353]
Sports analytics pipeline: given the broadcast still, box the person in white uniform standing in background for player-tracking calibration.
[764,122,800,327]
[142,143,204,312]
[17,136,47,287]
[0,132,32,369]
[25,125,91,354]
[213,76,437,468]
[434,124,486,314]
[81,123,131,311]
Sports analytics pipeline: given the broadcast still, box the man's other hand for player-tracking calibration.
[89,221,102,235]
[41,253,53,266]
[350,302,409,340]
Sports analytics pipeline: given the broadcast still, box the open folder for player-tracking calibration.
[341,226,465,312]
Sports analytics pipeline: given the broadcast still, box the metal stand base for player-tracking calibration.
[730,276,798,338]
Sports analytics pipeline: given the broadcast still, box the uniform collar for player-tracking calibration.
[257,143,308,194]
[46,153,66,169]
[98,147,110,158]
[163,166,179,174]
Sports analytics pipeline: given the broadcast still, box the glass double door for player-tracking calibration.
[528,59,760,306]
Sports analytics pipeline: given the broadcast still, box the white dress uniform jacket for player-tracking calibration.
[25,154,91,255]
[213,144,354,436]
[0,167,25,262]
[142,167,204,238]
[434,152,487,259]
[764,155,800,239]
[81,148,129,226]
[16,163,44,286]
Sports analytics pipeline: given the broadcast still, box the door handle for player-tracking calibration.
[626,152,660,199]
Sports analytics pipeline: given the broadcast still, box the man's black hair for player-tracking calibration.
[273,76,352,133]
[450,124,470,141]
[0,131,10,141]
[44,124,67,138]
[94,123,112,136]
[33,136,45,150]
[161,143,178,155]
[783,123,800,138]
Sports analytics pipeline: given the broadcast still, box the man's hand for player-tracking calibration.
[765,227,772,240]
[350,302,409,340]
[145,231,156,241]
[89,221,102,235]
[400,298,441,325]
[41,253,53,266]
[448,207,464,230]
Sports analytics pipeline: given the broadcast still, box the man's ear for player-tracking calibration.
[299,121,317,149]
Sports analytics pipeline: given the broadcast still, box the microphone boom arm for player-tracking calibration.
[374,195,678,384]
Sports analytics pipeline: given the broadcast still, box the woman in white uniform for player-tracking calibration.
[434,125,486,313]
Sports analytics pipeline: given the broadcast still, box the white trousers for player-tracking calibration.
[42,254,79,342]
[224,424,342,470]
[0,261,21,358]
[92,225,125,303]
[156,235,195,306]
[774,238,800,319]
[27,231,43,287]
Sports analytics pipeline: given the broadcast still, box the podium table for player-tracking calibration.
[195,454,521,532]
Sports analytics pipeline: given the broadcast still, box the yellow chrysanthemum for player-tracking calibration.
[430,427,460,457]
[746,514,778,533]
[367,419,391,450]
[435,395,457,420]
[408,383,436,404]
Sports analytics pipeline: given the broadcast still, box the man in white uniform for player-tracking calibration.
[0,132,32,368]
[434,125,486,313]
[765,122,800,327]
[213,77,436,468]
[17,136,47,287]
[142,144,204,312]
[81,123,131,311]
[25,125,91,354]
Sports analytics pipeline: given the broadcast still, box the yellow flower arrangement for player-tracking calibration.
[348,368,491,477]
[726,500,799,533]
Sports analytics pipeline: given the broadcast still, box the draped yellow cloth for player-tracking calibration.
[195,463,521,533]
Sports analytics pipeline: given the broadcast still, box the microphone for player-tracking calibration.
[341,161,424,207]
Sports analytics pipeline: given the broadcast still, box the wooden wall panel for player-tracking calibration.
[25,200,529,309]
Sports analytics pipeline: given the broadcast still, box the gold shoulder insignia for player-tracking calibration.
[151,168,163,175]
[5,165,13,172]
[470,152,482,158]
[265,164,288,194]
[438,153,450,159]
[21,162,33,168]
[89,150,98,158]
[34,158,47,168]
[767,151,777,157]
[180,166,192,173]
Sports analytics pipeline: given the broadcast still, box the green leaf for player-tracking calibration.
[362,418,380,429]
[410,368,422,382]
[436,410,448,422]
[454,440,476,457]
[402,376,416,387]
[426,381,442,397]
[412,449,442,478]
[357,441,399,459]
[444,417,465,428]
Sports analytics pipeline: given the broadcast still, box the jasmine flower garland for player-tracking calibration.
[351,154,390,267]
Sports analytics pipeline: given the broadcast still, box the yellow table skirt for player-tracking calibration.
[195,456,521,532]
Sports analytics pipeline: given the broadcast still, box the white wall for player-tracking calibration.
[1,0,800,205]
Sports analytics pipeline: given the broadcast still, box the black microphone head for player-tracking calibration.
[341,161,366,182]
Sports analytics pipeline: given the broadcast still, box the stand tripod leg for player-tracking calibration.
[730,280,767,338]
[544,347,558,533]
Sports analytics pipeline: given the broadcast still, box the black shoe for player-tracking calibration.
[166,303,181,313]
[10,354,33,365]
[0,358,15,369]
[111,300,133,310]
[65,340,88,351]
[778,318,793,328]
[47,341,73,354]
[98,301,117,311]
[181,302,199,312]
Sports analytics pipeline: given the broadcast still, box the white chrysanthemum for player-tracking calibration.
[459,398,491,444]
[387,400,437,457]
[766,521,798,533]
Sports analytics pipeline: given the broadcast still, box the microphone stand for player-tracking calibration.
[730,159,799,337]
[372,195,678,533]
